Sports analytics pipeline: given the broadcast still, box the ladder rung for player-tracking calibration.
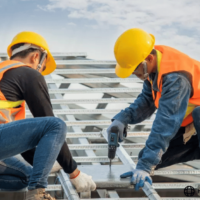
[54,68,115,74]
[46,184,62,191]
[153,182,200,189]
[67,132,150,138]
[56,60,116,65]
[26,109,122,115]
[50,98,134,104]
[154,170,200,175]
[68,143,145,150]
[73,156,121,163]
[0,52,87,58]
[64,120,153,126]
[45,78,141,84]
[48,88,142,94]
[53,52,87,57]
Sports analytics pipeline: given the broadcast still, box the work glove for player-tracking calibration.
[70,171,96,193]
[183,122,196,144]
[107,120,127,142]
[50,161,62,173]
[120,169,152,191]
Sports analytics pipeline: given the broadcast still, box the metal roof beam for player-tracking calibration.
[45,78,142,84]
[68,143,145,150]
[54,69,116,74]
[65,120,153,127]
[56,60,116,65]
[49,98,133,104]
[0,52,87,58]
[48,88,141,94]
[67,132,150,138]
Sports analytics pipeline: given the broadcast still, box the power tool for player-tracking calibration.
[108,126,127,169]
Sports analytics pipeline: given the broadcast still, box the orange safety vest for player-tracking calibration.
[0,60,31,124]
[152,45,200,127]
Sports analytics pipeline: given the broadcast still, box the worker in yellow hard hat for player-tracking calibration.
[0,31,96,200]
[108,28,200,191]
[7,31,56,76]
[114,28,155,80]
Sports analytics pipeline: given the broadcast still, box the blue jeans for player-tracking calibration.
[0,117,67,190]
[0,157,32,191]
[139,106,200,170]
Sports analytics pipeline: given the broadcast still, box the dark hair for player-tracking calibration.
[10,43,42,60]
[150,49,157,55]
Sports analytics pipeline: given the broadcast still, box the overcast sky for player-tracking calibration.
[0,0,200,60]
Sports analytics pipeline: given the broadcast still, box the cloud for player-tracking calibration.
[39,0,200,30]
[68,22,76,26]
[38,0,200,59]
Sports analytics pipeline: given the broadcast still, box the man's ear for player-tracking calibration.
[146,54,154,63]
[30,52,40,64]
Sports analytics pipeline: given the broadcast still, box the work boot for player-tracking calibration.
[26,188,56,200]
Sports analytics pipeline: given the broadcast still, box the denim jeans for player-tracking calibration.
[0,156,32,191]
[0,117,67,190]
[152,106,200,169]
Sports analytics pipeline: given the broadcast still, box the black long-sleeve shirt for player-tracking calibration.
[0,66,77,173]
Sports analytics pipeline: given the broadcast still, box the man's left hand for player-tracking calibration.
[120,169,152,191]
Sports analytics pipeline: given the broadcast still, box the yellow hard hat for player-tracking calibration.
[114,28,155,78]
[7,31,56,75]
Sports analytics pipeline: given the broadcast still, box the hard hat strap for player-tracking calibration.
[143,62,149,80]
[37,50,47,71]
[12,43,44,56]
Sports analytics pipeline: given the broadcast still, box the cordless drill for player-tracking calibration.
[108,126,127,168]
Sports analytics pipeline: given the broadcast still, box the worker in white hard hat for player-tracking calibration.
[108,28,200,191]
[0,31,96,200]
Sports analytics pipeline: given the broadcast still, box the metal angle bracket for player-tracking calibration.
[57,169,79,200]
[102,129,161,200]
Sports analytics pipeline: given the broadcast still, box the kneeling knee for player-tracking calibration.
[52,117,67,137]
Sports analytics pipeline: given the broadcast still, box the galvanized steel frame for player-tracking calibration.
[1,52,199,199]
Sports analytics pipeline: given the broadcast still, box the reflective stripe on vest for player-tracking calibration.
[0,100,24,109]
[0,62,24,109]
[0,61,28,124]
[0,62,23,73]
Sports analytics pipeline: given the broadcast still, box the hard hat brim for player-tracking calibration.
[115,63,135,78]
[41,52,56,76]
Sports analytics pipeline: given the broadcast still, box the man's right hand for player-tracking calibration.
[70,171,96,193]
[107,120,126,142]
